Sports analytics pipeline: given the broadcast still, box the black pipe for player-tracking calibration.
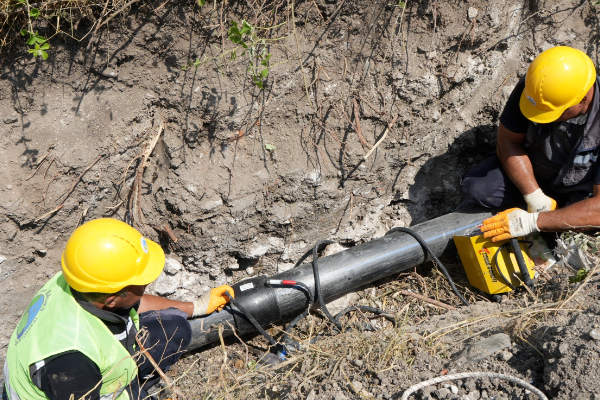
[188,206,493,351]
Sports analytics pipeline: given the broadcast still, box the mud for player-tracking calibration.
[2,0,600,398]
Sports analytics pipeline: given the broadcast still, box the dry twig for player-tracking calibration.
[393,289,456,310]
[135,331,186,400]
[57,154,104,205]
[363,114,399,160]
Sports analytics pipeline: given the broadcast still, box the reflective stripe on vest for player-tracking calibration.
[3,358,20,400]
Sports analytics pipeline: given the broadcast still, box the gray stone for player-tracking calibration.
[334,393,349,400]
[164,258,183,275]
[497,350,513,361]
[353,359,364,368]
[200,196,223,212]
[150,271,180,295]
[0,255,6,264]
[305,389,316,400]
[467,7,479,21]
[558,342,569,355]
[590,329,600,340]
[3,116,18,124]
[351,381,363,393]
[435,388,451,399]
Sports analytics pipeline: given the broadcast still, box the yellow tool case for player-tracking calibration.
[453,234,536,294]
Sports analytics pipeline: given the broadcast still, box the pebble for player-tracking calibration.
[334,393,349,400]
[353,359,364,368]
[467,7,479,21]
[558,342,569,355]
[351,381,363,393]
[497,351,513,361]
[3,116,18,124]
[0,255,6,264]
[590,329,600,340]
[306,389,316,400]
[435,388,451,398]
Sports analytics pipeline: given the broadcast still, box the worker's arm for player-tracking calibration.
[138,285,235,318]
[537,184,600,231]
[496,122,540,195]
[138,294,194,317]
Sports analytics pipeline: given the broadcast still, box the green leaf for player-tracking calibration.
[255,80,264,89]
[265,143,275,151]
[29,8,39,18]
[20,29,29,36]
[569,269,589,283]
[241,21,252,35]
[28,48,35,54]
[231,50,237,61]
[27,37,35,45]
[40,42,49,50]
[261,59,268,67]
[197,0,206,5]
[41,50,48,60]
[260,68,269,77]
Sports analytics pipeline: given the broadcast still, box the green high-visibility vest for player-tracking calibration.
[4,272,139,400]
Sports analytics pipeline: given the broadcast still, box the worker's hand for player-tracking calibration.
[523,188,557,213]
[192,285,234,317]
[480,208,540,242]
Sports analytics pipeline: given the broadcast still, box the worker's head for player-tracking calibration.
[520,46,596,123]
[61,218,165,307]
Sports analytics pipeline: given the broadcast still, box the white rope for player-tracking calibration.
[400,371,548,400]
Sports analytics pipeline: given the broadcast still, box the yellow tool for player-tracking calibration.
[453,234,536,295]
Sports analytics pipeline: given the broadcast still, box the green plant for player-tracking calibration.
[265,143,276,151]
[228,20,272,89]
[388,0,406,7]
[18,0,50,59]
[569,268,589,283]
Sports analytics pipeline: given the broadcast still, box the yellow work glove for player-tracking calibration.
[480,208,540,242]
[192,285,234,317]
[523,188,557,213]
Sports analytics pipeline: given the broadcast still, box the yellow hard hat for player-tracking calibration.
[520,46,596,123]
[61,218,165,293]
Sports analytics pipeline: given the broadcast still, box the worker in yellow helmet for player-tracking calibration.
[3,218,234,400]
[459,46,599,241]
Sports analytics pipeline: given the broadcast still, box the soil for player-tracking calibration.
[2,0,600,399]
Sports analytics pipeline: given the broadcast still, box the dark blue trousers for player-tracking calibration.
[127,308,192,400]
[460,154,592,208]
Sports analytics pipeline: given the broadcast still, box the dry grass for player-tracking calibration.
[167,248,600,399]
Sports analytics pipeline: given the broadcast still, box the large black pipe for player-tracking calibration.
[188,207,493,350]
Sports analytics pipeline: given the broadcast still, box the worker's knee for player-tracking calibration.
[139,308,192,352]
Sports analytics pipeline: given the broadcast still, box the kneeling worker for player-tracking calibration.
[3,218,233,400]
[460,46,600,240]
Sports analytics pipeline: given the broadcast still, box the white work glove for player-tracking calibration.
[480,208,539,242]
[192,285,234,317]
[523,189,557,213]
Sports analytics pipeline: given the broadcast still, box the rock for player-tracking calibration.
[497,351,513,361]
[334,393,349,400]
[443,384,459,394]
[435,388,451,399]
[150,271,180,295]
[246,267,255,275]
[0,255,6,264]
[3,116,18,124]
[590,329,600,340]
[353,359,364,368]
[164,258,183,275]
[199,196,223,212]
[351,381,363,393]
[467,7,479,21]
[558,342,569,355]
[306,389,316,400]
